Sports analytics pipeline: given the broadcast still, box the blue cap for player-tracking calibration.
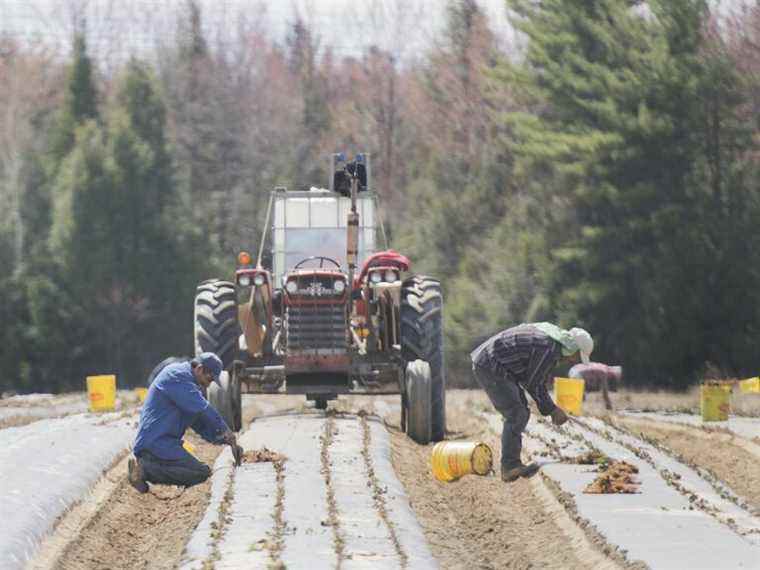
[198,352,223,384]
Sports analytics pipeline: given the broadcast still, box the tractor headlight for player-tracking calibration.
[370,271,383,284]
[333,280,346,293]
[286,280,298,294]
[253,273,266,286]
[384,270,398,282]
[238,274,251,287]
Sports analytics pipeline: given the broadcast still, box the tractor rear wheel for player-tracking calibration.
[405,360,432,444]
[194,279,240,370]
[146,355,188,387]
[401,276,446,441]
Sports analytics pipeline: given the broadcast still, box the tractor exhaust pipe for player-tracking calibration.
[347,175,359,307]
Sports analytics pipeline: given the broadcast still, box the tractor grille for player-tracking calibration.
[286,304,347,351]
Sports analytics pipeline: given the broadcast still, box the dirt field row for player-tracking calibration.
[27,396,296,570]
[0,391,144,430]
[613,417,760,511]
[10,388,760,569]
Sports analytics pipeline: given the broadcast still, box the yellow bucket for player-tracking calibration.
[135,387,148,402]
[431,441,493,482]
[740,377,760,394]
[86,374,116,412]
[701,384,730,421]
[554,378,584,416]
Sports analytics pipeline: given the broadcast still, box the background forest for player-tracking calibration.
[1,0,759,393]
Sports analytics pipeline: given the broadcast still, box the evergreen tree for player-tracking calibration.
[105,60,192,380]
[24,33,100,264]
[643,1,759,382]
[46,60,191,388]
[163,1,216,255]
[178,0,208,62]
[0,239,34,394]
[506,0,665,379]
[17,34,102,392]
[507,0,759,386]
[48,34,99,168]
[40,120,109,390]
[163,0,248,265]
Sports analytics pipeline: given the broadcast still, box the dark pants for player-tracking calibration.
[472,364,530,469]
[138,449,212,488]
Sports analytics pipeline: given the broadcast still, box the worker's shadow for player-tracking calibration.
[532,458,563,468]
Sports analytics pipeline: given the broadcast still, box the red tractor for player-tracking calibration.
[193,153,445,443]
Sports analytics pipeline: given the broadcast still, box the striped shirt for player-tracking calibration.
[470,324,561,415]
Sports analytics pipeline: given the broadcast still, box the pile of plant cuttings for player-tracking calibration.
[563,450,641,493]
[243,447,286,464]
[584,460,641,494]
[569,450,610,467]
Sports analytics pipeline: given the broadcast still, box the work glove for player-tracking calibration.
[550,406,569,426]
[222,431,243,466]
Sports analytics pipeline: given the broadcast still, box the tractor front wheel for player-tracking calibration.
[230,368,242,431]
[208,371,241,432]
[405,360,432,444]
[401,276,445,441]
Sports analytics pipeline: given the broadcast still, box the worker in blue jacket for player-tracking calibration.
[128,352,242,493]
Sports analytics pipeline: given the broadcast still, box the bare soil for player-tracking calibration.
[46,433,222,570]
[0,390,144,430]
[31,398,274,570]
[580,386,760,417]
[0,394,85,408]
[615,416,760,511]
[24,388,759,570]
[0,415,43,429]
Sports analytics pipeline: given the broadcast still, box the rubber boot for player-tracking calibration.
[501,461,540,482]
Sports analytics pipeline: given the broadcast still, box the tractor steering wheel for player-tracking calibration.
[293,256,342,270]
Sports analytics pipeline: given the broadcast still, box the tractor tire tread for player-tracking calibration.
[194,279,240,370]
[401,275,446,441]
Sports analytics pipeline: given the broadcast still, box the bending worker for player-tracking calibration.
[128,352,243,494]
[569,362,622,411]
[471,322,594,482]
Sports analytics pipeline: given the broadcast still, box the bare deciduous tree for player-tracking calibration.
[0,40,57,273]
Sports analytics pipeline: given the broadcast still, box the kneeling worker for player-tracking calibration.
[128,352,243,493]
[471,323,593,482]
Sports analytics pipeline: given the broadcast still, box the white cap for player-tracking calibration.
[569,328,593,364]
